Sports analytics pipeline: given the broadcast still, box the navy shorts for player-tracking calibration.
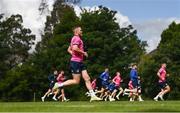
[49,83,54,89]
[101,81,109,88]
[108,83,116,92]
[115,85,120,90]
[132,80,138,88]
[159,82,168,89]
[70,61,86,74]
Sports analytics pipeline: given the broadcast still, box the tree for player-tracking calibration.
[0,14,35,101]
[0,14,35,69]
[34,5,146,100]
[139,22,180,99]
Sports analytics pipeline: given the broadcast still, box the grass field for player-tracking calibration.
[0,101,180,112]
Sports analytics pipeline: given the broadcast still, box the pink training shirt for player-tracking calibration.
[91,79,96,90]
[113,75,121,87]
[70,35,84,62]
[158,67,166,83]
[57,74,65,84]
[128,80,133,89]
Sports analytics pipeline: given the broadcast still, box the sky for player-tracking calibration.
[80,0,180,52]
[0,0,180,52]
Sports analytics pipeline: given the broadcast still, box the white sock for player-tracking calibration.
[124,92,130,95]
[53,95,56,98]
[154,94,160,99]
[159,93,164,98]
[117,92,122,97]
[89,90,96,97]
[139,95,143,100]
[64,97,67,100]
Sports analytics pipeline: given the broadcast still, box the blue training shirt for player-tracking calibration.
[48,74,56,83]
[130,69,138,81]
[100,72,109,82]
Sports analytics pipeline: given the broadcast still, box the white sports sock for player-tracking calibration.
[154,94,160,99]
[89,90,95,97]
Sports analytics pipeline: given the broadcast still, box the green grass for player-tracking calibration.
[0,101,180,112]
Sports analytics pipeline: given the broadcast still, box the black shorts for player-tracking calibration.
[70,61,86,74]
[159,82,168,89]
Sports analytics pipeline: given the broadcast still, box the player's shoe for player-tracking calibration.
[116,95,120,100]
[41,97,45,102]
[130,97,134,101]
[159,95,164,101]
[90,95,102,102]
[104,97,108,101]
[64,99,70,102]
[52,96,57,101]
[139,98,144,101]
[85,92,91,97]
[138,96,144,101]
[153,97,158,101]
[109,97,115,102]
[123,88,128,96]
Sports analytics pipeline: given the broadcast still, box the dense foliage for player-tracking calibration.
[139,22,180,99]
[0,2,179,101]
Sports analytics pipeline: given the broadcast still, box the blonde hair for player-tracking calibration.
[73,26,81,34]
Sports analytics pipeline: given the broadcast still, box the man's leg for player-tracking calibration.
[41,89,51,102]
[60,89,65,102]
[82,70,92,90]
[61,74,81,86]
[82,70,102,102]
[154,89,164,101]
[53,74,81,91]
[116,87,123,100]
[111,89,117,99]
[98,88,105,98]
[52,89,59,101]
[162,85,171,95]
[159,85,170,100]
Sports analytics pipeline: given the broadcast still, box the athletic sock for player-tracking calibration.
[154,94,160,99]
[89,90,96,97]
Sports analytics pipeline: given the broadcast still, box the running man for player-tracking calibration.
[154,63,171,101]
[41,70,58,102]
[112,72,123,100]
[52,70,68,102]
[53,26,101,102]
[96,68,110,98]
[124,64,139,101]
[137,76,144,101]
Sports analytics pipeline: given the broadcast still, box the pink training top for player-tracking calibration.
[91,79,96,90]
[128,80,133,89]
[57,73,65,84]
[158,67,166,83]
[112,75,121,87]
[70,35,84,62]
